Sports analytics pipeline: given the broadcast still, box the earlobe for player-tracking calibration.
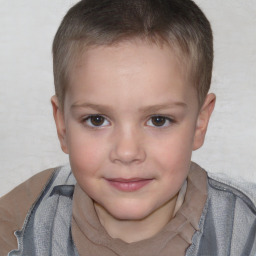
[51,96,69,154]
[193,93,216,150]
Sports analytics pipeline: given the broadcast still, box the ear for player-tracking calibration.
[51,95,69,154]
[193,93,216,150]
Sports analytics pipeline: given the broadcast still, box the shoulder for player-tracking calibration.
[207,172,256,210]
[0,167,57,255]
[187,167,256,255]
[205,172,256,255]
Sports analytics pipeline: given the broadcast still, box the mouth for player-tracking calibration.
[105,178,153,192]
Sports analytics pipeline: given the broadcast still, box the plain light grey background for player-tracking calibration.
[0,0,256,196]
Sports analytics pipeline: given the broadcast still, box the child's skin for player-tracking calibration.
[51,39,215,243]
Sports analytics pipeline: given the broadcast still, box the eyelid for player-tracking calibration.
[82,114,111,128]
[146,115,175,128]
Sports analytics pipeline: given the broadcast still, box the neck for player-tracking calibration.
[94,195,178,243]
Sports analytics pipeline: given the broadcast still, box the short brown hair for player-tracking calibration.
[52,0,213,109]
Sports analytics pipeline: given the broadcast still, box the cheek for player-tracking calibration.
[153,138,192,194]
[66,129,107,177]
[149,126,195,189]
[152,128,195,166]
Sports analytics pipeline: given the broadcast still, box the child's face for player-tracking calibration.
[52,40,214,221]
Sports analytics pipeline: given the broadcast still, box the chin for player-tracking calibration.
[107,203,154,221]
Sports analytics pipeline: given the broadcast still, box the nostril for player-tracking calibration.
[109,138,146,164]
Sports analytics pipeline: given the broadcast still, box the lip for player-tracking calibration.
[106,178,153,192]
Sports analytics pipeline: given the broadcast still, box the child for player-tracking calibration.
[1,0,256,255]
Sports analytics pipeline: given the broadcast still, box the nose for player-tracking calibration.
[110,127,146,165]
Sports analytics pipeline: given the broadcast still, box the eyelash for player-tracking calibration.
[146,115,175,127]
[82,115,175,128]
[83,115,110,128]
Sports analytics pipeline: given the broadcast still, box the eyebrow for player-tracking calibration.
[139,102,187,113]
[71,103,113,112]
[71,101,187,113]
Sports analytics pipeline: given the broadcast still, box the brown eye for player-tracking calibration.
[85,115,109,127]
[147,116,172,127]
[152,116,166,126]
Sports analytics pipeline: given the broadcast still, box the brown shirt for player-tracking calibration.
[0,168,55,255]
[0,162,207,256]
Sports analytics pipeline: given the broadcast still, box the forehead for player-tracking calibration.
[66,40,197,110]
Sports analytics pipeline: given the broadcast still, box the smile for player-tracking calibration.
[106,178,153,192]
